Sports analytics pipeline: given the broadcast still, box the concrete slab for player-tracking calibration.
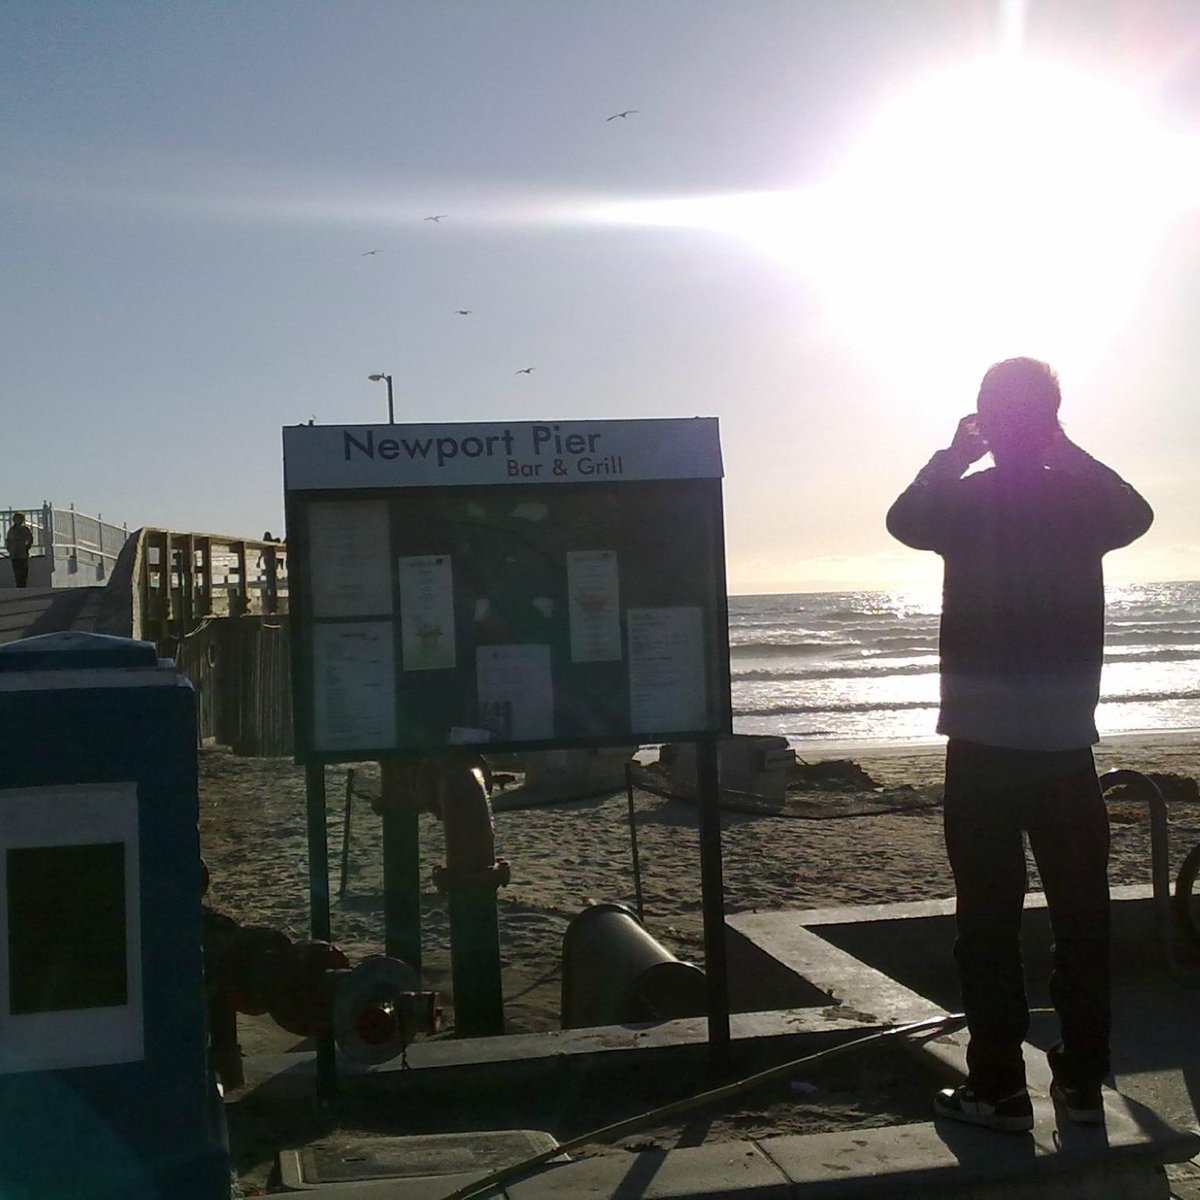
[505,1141,792,1200]
[1168,1154,1200,1200]
[270,1125,1198,1200]
[757,1109,1179,1199]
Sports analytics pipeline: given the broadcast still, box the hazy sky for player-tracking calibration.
[4,1,1199,594]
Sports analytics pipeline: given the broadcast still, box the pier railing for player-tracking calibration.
[1,515,293,755]
[52,504,131,585]
[137,529,288,640]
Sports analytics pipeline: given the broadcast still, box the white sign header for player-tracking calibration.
[283,417,722,491]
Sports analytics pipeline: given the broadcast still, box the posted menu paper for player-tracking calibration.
[627,607,707,732]
[312,622,395,750]
[567,550,622,662]
[398,554,456,670]
[476,644,553,741]
[307,500,392,617]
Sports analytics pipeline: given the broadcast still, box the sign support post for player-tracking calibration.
[380,763,423,969]
[305,762,332,942]
[304,762,338,1101]
[696,733,731,1073]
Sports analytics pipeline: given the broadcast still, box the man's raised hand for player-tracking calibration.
[949,414,989,468]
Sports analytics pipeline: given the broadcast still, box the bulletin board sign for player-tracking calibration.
[283,417,732,763]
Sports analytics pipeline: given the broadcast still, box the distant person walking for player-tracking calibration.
[5,512,33,588]
[887,358,1153,1132]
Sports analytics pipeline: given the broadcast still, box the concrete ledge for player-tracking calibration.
[748,883,1152,929]
[726,914,947,1028]
[236,1007,891,1101]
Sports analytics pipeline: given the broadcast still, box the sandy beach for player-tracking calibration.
[199,731,1200,1043]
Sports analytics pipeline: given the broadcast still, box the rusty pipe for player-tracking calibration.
[440,763,508,881]
[432,762,509,1036]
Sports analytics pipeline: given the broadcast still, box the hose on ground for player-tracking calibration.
[436,1010,973,1200]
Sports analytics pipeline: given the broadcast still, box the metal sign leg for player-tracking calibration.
[380,761,423,972]
[696,735,731,1072]
[305,762,337,1102]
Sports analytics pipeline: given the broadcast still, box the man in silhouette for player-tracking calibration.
[887,358,1153,1131]
[5,512,33,588]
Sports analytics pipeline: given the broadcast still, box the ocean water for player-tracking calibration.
[728,580,1200,752]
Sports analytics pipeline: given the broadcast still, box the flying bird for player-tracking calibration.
[606,109,638,121]
[424,214,448,222]
[515,367,535,375]
[455,309,472,316]
[361,249,381,255]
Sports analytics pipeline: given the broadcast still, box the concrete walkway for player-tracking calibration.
[270,1093,1196,1197]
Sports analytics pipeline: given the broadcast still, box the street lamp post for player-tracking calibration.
[368,373,395,423]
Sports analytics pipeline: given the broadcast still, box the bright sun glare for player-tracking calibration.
[591,56,1199,383]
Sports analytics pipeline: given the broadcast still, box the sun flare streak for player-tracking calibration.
[586,56,1200,377]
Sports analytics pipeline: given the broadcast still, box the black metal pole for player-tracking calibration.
[386,375,394,423]
[338,767,354,900]
[696,734,731,1073]
[304,761,337,1102]
[625,763,645,923]
[306,761,331,940]
[380,761,422,972]
[448,890,506,1037]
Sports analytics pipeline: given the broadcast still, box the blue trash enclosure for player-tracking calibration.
[0,632,229,1200]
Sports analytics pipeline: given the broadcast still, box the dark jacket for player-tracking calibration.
[887,443,1153,749]
[5,523,33,561]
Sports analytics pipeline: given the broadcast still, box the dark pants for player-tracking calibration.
[11,557,28,587]
[943,738,1111,1096]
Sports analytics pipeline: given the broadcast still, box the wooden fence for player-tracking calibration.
[134,529,293,757]
[172,616,293,757]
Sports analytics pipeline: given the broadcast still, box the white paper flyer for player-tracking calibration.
[397,554,456,670]
[627,607,707,732]
[306,500,392,617]
[566,550,622,662]
[311,622,396,750]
